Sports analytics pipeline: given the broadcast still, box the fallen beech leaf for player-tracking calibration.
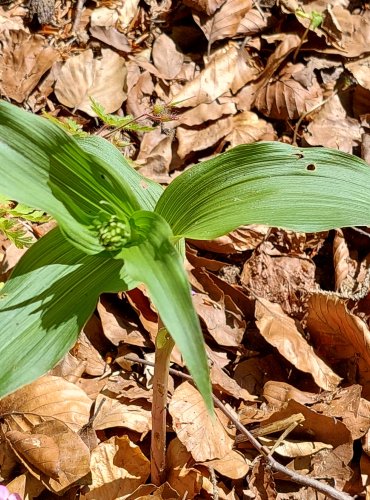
[0,375,92,433]
[179,101,236,127]
[307,292,370,366]
[263,381,318,408]
[92,394,151,436]
[346,55,370,91]
[255,298,342,391]
[193,0,252,49]
[333,229,351,292]
[0,30,58,103]
[152,34,184,80]
[258,436,332,458]
[82,435,150,499]
[73,330,107,376]
[182,0,225,16]
[166,438,203,498]
[225,111,275,146]
[89,26,131,52]
[7,420,90,494]
[204,449,250,479]
[169,381,233,461]
[237,7,272,35]
[6,428,60,478]
[193,292,245,347]
[55,49,127,116]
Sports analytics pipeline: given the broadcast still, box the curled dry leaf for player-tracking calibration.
[333,229,351,292]
[258,436,332,458]
[179,100,236,127]
[263,381,319,409]
[254,63,322,120]
[0,30,58,103]
[73,330,107,377]
[346,55,370,92]
[237,7,272,36]
[169,381,234,462]
[203,449,250,479]
[81,435,150,500]
[54,49,127,117]
[193,292,245,347]
[193,0,252,49]
[255,298,342,391]
[166,438,203,498]
[0,375,92,433]
[225,111,275,146]
[152,34,184,80]
[92,393,151,437]
[182,0,225,16]
[7,420,90,494]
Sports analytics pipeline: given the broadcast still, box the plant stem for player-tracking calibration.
[150,323,175,485]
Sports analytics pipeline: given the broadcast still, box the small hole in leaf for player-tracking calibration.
[306,164,316,171]
[294,153,304,159]
[101,174,105,179]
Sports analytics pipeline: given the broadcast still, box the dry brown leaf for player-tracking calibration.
[0,375,92,433]
[234,355,286,397]
[203,449,250,479]
[177,116,233,158]
[190,225,269,254]
[172,44,254,108]
[193,292,245,347]
[0,30,58,103]
[7,420,90,494]
[82,435,150,499]
[166,438,203,498]
[237,7,272,35]
[98,295,148,347]
[333,229,350,292]
[304,92,362,153]
[182,0,225,15]
[92,393,151,436]
[193,0,252,49]
[254,62,322,120]
[73,330,107,377]
[126,287,158,341]
[307,292,370,366]
[248,457,277,499]
[259,436,332,457]
[152,33,184,80]
[255,298,342,391]
[225,111,275,146]
[346,55,370,91]
[54,49,127,116]
[169,381,233,461]
[178,100,236,127]
[263,381,319,408]
[89,26,131,52]
[90,6,118,27]
[210,363,256,401]
[117,0,140,30]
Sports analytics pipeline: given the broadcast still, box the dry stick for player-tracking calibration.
[71,0,85,34]
[150,327,175,485]
[123,355,355,500]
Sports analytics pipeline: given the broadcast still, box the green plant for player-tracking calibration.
[0,195,49,248]
[1,100,370,481]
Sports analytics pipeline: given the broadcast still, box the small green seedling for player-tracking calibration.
[1,100,370,481]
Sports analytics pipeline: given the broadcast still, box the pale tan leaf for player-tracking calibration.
[179,100,236,127]
[166,438,203,498]
[254,63,322,120]
[0,375,92,433]
[263,381,319,409]
[6,429,60,478]
[54,49,127,116]
[169,381,233,462]
[190,225,269,254]
[210,363,256,401]
[225,111,275,146]
[82,435,150,500]
[182,0,225,15]
[346,55,370,91]
[98,296,147,347]
[74,330,107,377]
[193,292,245,347]
[177,116,233,158]
[172,44,241,108]
[204,449,250,479]
[237,7,272,35]
[193,0,252,47]
[8,420,90,494]
[258,436,332,458]
[90,6,118,27]
[152,34,184,80]
[117,0,140,30]
[92,394,151,436]
[255,298,342,391]
[333,229,351,292]
[307,292,370,366]
[0,30,58,103]
[89,26,131,52]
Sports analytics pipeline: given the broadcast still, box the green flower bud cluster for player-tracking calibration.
[97,215,131,251]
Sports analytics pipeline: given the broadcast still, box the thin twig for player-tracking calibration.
[123,355,355,500]
[71,0,85,34]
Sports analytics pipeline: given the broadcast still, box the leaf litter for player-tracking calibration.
[1,0,370,498]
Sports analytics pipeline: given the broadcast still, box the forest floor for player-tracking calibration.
[1,0,370,498]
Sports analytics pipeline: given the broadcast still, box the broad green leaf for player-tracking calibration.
[76,135,163,211]
[120,210,213,412]
[0,101,151,253]
[0,227,133,398]
[155,142,370,239]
